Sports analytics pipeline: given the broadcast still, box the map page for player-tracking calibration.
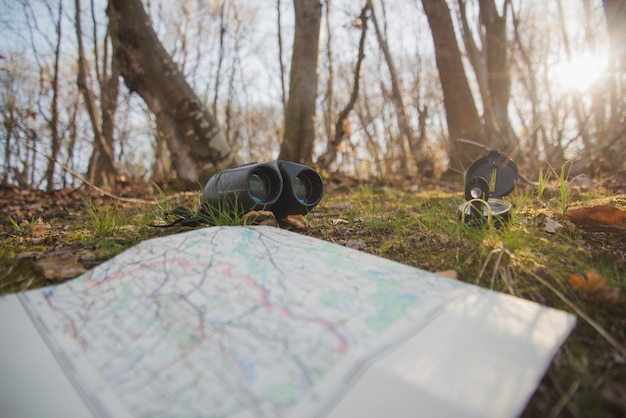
[0,226,575,418]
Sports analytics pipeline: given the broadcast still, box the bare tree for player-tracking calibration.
[603,0,626,71]
[0,61,38,186]
[318,1,370,170]
[276,0,288,113]
[76,0,118,188]
[457,0,518,153]
[600,0,626,170]
[510,4,551,165]
[42,0,63,191]
[278,0,323,164]
[108,0,237,187]
[93,0,121,188]
[370,0,418,175]
[320,0,334,146]
[422,0,483,172]
[212,1,227,119]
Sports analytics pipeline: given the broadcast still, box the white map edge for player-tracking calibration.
[321,290,575,418]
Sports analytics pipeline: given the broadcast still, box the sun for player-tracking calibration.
[552,52,608,92]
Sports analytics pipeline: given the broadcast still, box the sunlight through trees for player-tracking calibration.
[0,0,623,190]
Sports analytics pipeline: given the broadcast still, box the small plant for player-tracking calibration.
[83,198,125,236]
[151,182,180,217]
[198,194,245,226]
[7,216,38,234]
[8,216,21,232]
[537,166,551,200]
[548,161,572,215]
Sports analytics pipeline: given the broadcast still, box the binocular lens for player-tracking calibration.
[248,172,271,203]
[293,175,311,204]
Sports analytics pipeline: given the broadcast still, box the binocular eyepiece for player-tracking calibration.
[200,160,323,218]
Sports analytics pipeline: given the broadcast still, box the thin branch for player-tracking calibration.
[318,1,371,169]
[23,142,155,204]
[516,257,626,358]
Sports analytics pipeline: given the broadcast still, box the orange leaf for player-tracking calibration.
[31,218,52,238]
[281,214,307,230]
[568,270,622,304]
[565,205,626,228]
[567,274,587,290]
[242,211,277,227]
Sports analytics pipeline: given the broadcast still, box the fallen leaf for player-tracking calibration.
[565,205,626,231]
[568,271,605,292]
[242,210,278,227]
[543,217,563,234]
[31,218,53,238]
[568,270,622,304]
[280,214,307,230]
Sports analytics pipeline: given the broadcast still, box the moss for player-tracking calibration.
[0,247,39,293]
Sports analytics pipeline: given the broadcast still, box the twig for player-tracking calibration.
[457,138,489,151]
[490,249,504,289]
[24,143,155,204]
[548,379,580,418]
[514,256,626,358]
[476,249,494,284]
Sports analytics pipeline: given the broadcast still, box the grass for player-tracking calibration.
[548,161,574,215]
[0,178,624,416]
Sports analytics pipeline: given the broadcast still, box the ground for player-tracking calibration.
[0,171,625,417]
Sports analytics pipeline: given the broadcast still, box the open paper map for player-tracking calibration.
[0,226,575,418]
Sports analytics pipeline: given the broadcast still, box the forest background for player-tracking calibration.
[1,0,624,192]
[1,1,626,416]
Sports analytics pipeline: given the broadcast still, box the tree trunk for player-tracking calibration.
[601,0,626,170]
[370,0,416,175]
[478,0,517,152]
[511,5,544,160]
[88,13,120,189]
[422,0,484,172]
[318,1,370,170]
[603,0,626,71]
[277,0,288,113]
[45,1,63,191]
[278,0,322,164]
[458,0,517,153]
[108,0,237,186]
[77,0,117,188]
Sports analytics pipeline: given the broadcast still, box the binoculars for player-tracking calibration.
[200,160,324,219]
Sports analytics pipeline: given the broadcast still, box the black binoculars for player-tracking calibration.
[200,160,323,218]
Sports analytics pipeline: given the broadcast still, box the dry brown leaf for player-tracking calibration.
[568,269,622,304]
[31,218,52,238]
[242,210,277,226]
[565,205,626,229]
[281,214,307,230]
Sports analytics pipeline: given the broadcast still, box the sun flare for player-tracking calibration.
[552,53,608,92]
